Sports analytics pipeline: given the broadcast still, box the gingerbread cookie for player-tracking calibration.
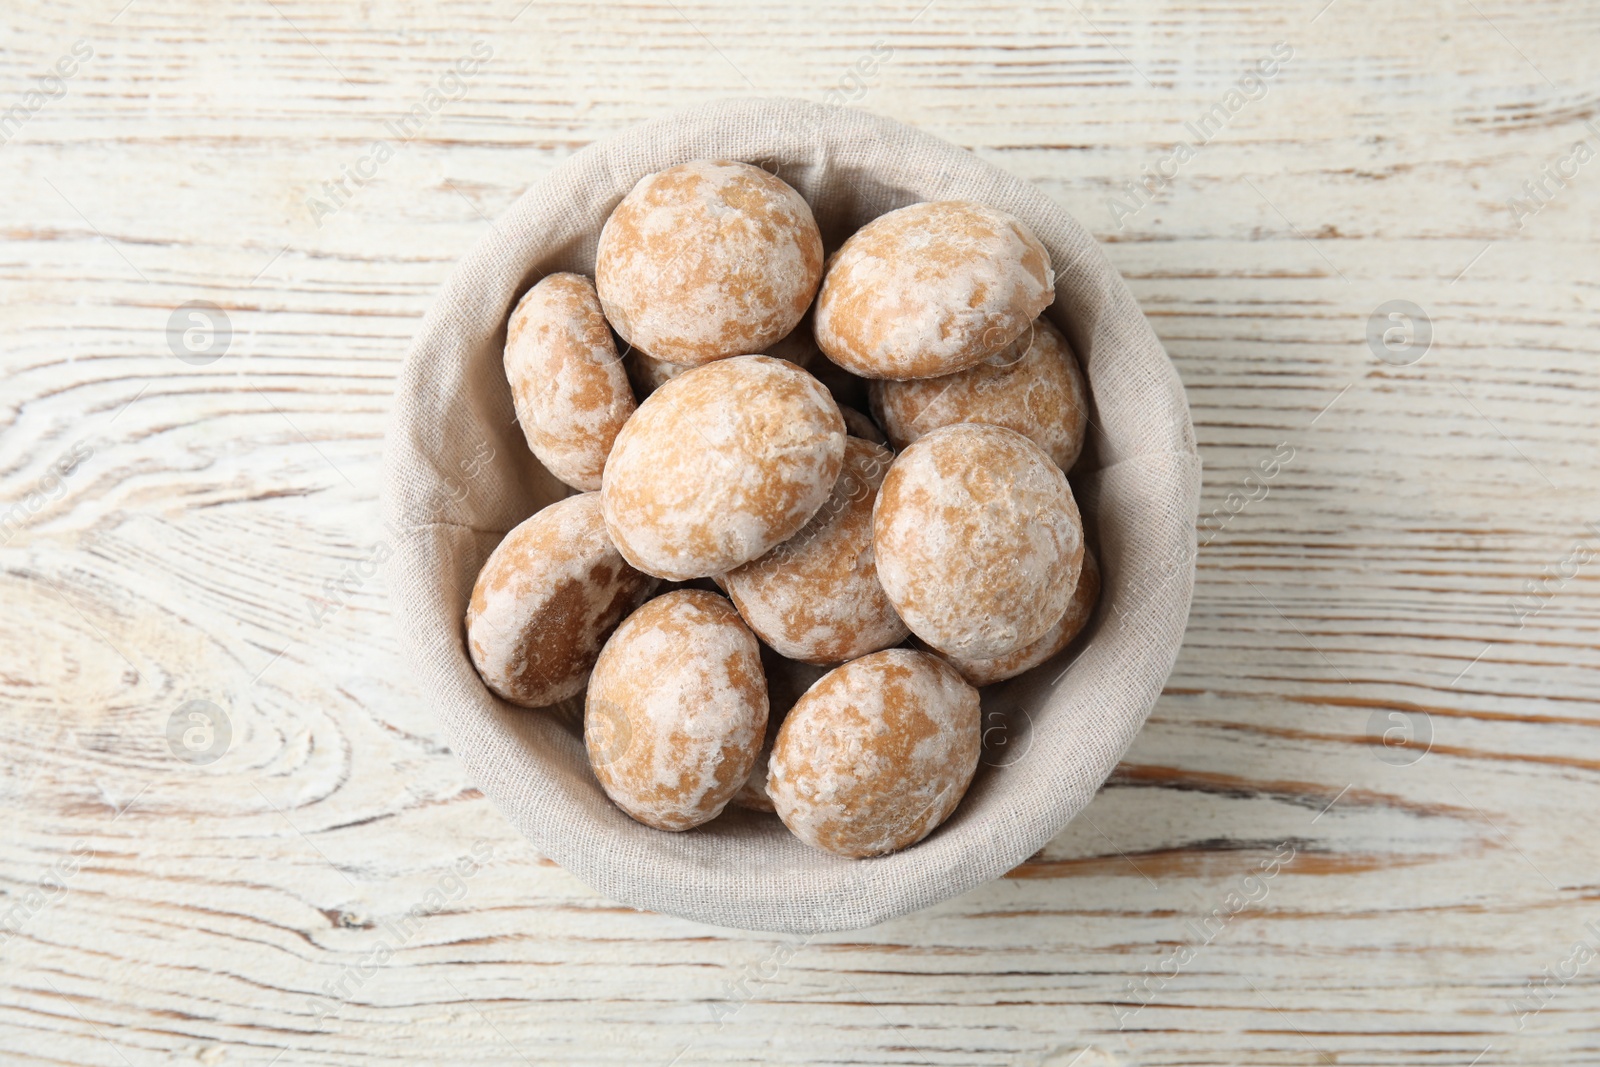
[873,423,1083,659]
[466,493,655,708]
[601,356,846,580]
[767,649,980,857]
[504,273,635,491]
[585,590,767,830]
[814,201,1054,380]
[595,160,823,366]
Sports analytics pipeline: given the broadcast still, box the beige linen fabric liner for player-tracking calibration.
[382,97,1200,933]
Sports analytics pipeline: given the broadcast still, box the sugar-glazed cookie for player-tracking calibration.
[466,493,655,707]
[596,160,824,366]
[814,201,1054,380]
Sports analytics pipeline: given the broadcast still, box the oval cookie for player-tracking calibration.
[585,590,767,830]
[814,201,1054,380]
[466,493,656,708]
[768,649,980,857]
[504,273,636,491]
[873,423,1083,659]
[601,355,846,580]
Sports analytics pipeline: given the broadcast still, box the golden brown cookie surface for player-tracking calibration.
[465,493,656,708]
[723,437,907,664]
[601,355,847,580]
[932,546,1100,687]
[767,649,980,857]
[873,423,1083,659]
[870,315,1088,471]
[814,201,1054,380]
[595,160,823,366]
[585,590,767,831]
[504,273,635,492]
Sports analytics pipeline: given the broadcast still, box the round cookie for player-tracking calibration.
[814,201,1055,380]
[839,405,886,445]
[732,646,829,813]
[723,437,907,664]
[585,590,767,831]
[767,649,980,857]
[932,546,1100,687]
[869,315,1089,471]
[504,273,635,491]
[465,493,656,708]
[874,423,1083,659]
[601,355,846,580]
[595,160,824,366]
[622,347,692,400]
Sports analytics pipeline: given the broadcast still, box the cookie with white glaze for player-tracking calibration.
[595,160,824,366]
[601,355,846,580]
[870,314,1088,471]
[504,273,635,491]
[873,423,1083,659]
[465,493,655,708]
[723,437,907,664]
[814,201,1054,380]
[585,590,766,831]
[767,649,980,857]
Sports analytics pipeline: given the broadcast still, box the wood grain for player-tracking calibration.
[3,0,1599,1063]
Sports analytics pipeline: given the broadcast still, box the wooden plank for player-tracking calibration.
[2,0,1598,1063]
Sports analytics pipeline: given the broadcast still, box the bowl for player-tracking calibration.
[382,97,1199,933]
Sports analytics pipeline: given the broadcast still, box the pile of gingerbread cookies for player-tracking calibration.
[465,160,1097,859]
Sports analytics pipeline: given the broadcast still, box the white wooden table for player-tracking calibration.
[4,1,1598,1063]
